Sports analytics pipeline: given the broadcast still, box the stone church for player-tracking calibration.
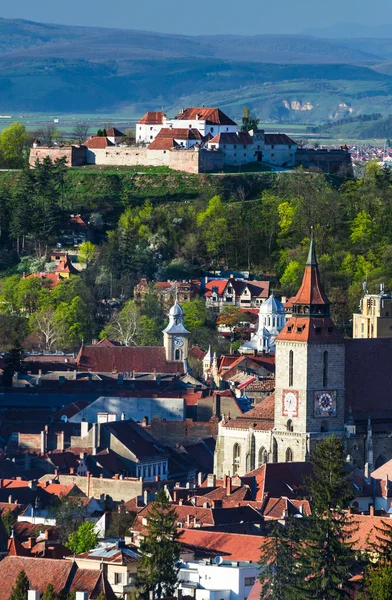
[214,238,392,477]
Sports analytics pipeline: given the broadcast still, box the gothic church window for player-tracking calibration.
[285,448,293,462]
[286,420,293,432]
[233,443,241,474]
[258,447,268,467]
[323,351,329,387]
[321,420,329,433]
[289,350,294,387]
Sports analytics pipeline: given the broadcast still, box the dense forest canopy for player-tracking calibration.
[0,156,391,351]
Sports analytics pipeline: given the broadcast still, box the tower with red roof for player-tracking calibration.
[273,236,345,461]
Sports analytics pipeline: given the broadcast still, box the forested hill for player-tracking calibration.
[2,18,392,121]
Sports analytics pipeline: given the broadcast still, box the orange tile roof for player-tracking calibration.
[137,111,165,125]
[223,394,275,430]
[174,108,237,126]
[84,136,114,149]
[178,529,268,561]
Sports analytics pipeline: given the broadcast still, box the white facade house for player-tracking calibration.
[106,127,125,146]
[137,111,166,143]
[207,132,255,166]
[262,133,297,167]
[178,559,258,600]
[240,293,286,354]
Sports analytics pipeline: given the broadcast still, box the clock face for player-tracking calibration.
[282,390,298,417]
[173,336,184,347]
[314,391,337,417]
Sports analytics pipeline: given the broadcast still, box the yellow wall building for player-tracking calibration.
[353,289,392,338]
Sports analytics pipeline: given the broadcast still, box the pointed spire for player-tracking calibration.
[306,228,317,266]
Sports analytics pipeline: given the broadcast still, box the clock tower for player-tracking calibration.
[273,237,345,462]
[163,300,190,362]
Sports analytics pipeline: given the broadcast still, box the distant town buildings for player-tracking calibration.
[353,285,392,339]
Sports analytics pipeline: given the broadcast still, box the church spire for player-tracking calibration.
[306,228,317,266]
[291,235,330,317]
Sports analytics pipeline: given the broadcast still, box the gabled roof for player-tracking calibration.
[106,127,124,137]
[246,461,313,501]
[223,394,275,430]
[209,132,253,145]
[264,133,297,146]
[103,418,168,460]
[178,529,268,561]
[84,137,114,149]
[137,111,166,125]
[174,108,237,126]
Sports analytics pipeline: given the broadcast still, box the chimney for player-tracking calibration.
[369,504,375,516]
[197,472,203,487]
[28,592,40,600]
[207,474,216,487]
[26,537,35,549]
[144,489,148,505]
[178,499,183,506]
[28,480,37,490]
[73,369,77,380]
[58,430,64,452]
[70,468,75,475]
[226,475,232,496]
[214,393,221,420]
[8,495,12,504]
[121,412,125,421]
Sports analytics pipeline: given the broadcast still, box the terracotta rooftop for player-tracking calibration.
[223,394,275,430]
[137,111,166,125]
[106,127,124,137]
[264,133,297,146]
[174,108,237,126]
[209,132,253,145]
[84,136,114,149]
[76,345,184,375]
[178,529,268,561]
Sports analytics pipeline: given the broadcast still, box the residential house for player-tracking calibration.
[0,556,117,600]
[134,278,195,309]
[204,276,270,311]
[353,287,392,339]
[136,111,166,144]
[106,128,125,146]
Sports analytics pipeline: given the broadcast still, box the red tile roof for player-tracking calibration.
[209,132,253,145]
[246,462,313,501]
[84,137,114,149]
[137,111,165,125]
[223,394,275,431]
[106,127,124,137]
[178,530,267,561]
[264,133,297,146]
[277,316,342,343]
[148,137,180,151]
[64,214,88,230]
[76,345,184,374]
[174,108,237,126]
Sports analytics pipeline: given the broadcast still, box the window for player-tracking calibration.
[150,135,153,140]
[271,144,275,149]
[158,463,161,475]
[114,573,124,585]
[245,577,256,586]
[150,127,153,130]
[286,448,293,462]
[244,153,246,157]
[321,420,329,433]
[148,465,151,477]
[271,153,275,157]
[210,127,214,132]
[289,145,291,149]
[233,443,241,474]
[289,350,293,387]
[175,349,181,360]
[162,462,167,473]
[234,145,237,149]
[243,145,246,149]
[323,350,328,387]
[258,447,268,466]
[286,419,293,432]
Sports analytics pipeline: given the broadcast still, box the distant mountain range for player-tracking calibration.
[2,18,392,123]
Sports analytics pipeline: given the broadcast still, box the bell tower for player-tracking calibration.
[163,300,190,362]
[273,236,345,462]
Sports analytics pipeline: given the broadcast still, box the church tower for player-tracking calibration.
[273,237,345,462]
[163,300,190,362]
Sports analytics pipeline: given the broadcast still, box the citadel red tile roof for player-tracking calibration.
[174,108,237,126]
[178,530,268,561]
[137,111,166,125]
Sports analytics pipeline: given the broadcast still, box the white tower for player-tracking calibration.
[163,300,190,361]
[239,293,285,354]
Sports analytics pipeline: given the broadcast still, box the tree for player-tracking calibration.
[241,106,259,132]
[101,300,140,346]
[3,346,25,387]
[1,507,15,537]
[106,506,136,538]
[72,123,89,145]
[0,122,30,168]
[0,315,27,351]
[259,518,302,600]
[66,521,98,554]
[42,583,57,600]
[54,496,86,543]
[78,241,98,266]
[35,124,60,147]
[218,306,244,330]
[30,308,60,352]
[137,489,181,599]
[122,128,136,145]
[297,436,357,599]
[10,570,29,600]
[182,297,208,331]
[363,563,392,599]
[197,196,229,266]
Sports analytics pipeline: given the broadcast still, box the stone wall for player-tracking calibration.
[29,146,86,167]
[39,472,145,502]
[90,147,170,167]
[296,148,352,175]
[149,416,218,446]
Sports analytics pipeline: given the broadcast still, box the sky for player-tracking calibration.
[1,0,392,36]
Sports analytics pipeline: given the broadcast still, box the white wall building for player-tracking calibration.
[240,293,286,354]
[263,133,297,167]
[178,559,258,600]
[137,111,166,144]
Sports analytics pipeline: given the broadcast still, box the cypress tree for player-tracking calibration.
[10,570,29,600]
[137,489,181,599]
[298,436,357,599]
[42,583,57,600]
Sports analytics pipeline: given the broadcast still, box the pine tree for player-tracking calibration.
[42,583,57,600]
[259,518,302,599]
[363,563,392,599]
[370,518,392,563]
[136,489,181,599]
[10,570,29,600]
[297,436,357,599]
